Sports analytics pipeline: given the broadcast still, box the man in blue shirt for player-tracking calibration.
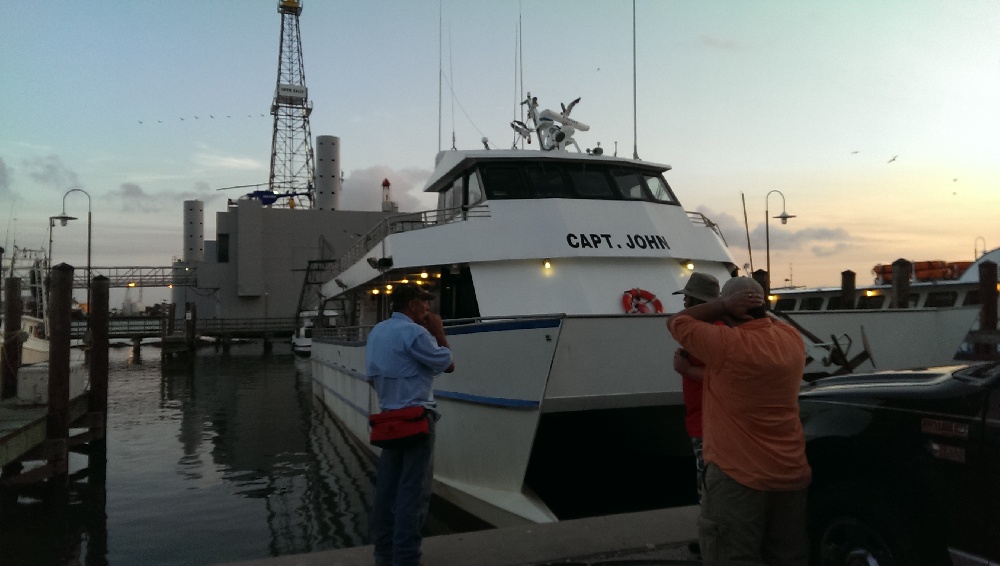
[368,282,454,566]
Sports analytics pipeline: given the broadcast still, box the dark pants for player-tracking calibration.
[371,417,435,566]
[699,463,809,566]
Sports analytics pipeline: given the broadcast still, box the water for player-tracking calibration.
[0,344,383,565]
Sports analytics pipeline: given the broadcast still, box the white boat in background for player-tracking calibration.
[1,246,51,365]
[769,246,1000,372]
[290,309,336,355]
[308,94,985,527]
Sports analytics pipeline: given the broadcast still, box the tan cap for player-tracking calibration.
[671,272,721,303]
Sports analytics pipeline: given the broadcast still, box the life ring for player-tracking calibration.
[622,288,664,314]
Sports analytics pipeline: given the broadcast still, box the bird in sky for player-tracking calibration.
[851,150,859,154]
[887,155,898,163]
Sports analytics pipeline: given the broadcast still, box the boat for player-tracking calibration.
[769,246,999,368]
[306,93,983,527]
[290,309,336,355]
[1,246,51,365]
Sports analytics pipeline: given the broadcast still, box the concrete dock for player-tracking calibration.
[216,506,700,566]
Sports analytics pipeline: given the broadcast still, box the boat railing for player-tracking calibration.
[313,313,573,344]
[686,211,728,246]
[336,204,492,271]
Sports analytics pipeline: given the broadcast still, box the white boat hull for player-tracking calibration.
[788,307,981,376]
[312,314,690,527]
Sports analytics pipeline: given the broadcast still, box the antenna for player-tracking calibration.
[438,0,442,152]
[632,0,639,160]
[742,192,754,273]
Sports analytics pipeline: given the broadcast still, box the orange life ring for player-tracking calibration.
[622,288,664,314]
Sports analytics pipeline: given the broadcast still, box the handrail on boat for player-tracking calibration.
[686,211,728,246]
[335,204,491,273]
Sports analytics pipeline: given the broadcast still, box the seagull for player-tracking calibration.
[179,117,185,121]
[887,155,898,163]
[851,150,859,154]
[138,120,143,124]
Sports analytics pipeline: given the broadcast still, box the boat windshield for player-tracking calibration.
[473,161,679,204]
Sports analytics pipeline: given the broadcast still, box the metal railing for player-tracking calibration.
[67,316,297,339]
[71,266,198,289]
[686,211,728,246]
[336,205,491,273]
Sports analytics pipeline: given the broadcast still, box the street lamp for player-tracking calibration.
[52,189,92,319]
[765,189,795,289]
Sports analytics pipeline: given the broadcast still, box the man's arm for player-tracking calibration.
[419,313,455,373]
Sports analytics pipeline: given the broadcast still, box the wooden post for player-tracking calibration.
[891,258,912,308]
[975,261,998,358]
[87,276,109,559]
[752,269,769,302]
[2,277,23,399]
[89,276,109,430]
[185,302,197,352]
[840,270,857,309]
[48,263,73,487]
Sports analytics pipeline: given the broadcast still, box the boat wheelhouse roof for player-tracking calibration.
[423,149,672,195]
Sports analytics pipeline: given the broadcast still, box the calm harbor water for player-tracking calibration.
[0,343,393,565]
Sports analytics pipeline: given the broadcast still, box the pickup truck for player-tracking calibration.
[799,361,1000,565]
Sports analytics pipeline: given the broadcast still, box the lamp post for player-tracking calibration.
[765,190,795,289]
[52,189,92,321]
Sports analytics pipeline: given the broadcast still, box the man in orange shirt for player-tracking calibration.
[667,277,811,566]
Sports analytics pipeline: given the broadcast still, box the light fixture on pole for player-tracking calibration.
[765,190,795,289]
[54,189,92,321]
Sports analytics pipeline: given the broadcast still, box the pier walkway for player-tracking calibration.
[216,506,701,566]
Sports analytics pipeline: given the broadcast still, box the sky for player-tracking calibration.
[2,0,999,307]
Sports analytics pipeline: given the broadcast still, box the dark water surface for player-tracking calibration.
[0,345,382,565]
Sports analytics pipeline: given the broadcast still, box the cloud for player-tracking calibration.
[194,152,266,171]
[694,205,852,259]
[0,157,11,198]
[23,154,82,191]
[810,242,851,257]
[104,181,223,214]
[338,166,434,212]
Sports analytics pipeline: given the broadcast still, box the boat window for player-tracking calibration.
[644,174,678,204]
[856,295,885,309]
[480,165,529,199]
[801,297,824,310]
[466,171,484,206]
[773,298,796,311]
[565,164,615,198]
[908,293,921,307]
[925,291,958,308]
[963,290,981,306]
[826,296,843,310]
[611,169,647,200]
[523,163,570,198]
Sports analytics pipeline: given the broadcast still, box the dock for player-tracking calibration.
[214,506,701,566]
[1,265,109,499]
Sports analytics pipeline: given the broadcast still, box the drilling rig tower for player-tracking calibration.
[269,0,315,208]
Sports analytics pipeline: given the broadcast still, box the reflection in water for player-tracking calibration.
[0,345,379,566]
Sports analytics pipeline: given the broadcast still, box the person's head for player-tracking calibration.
[720,277,768,320]
[672,272,721,308]
[391,282,435,322]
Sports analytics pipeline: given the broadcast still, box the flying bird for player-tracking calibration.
[887,155,898,163]
[138,120,143,124]
[850,150,859,154]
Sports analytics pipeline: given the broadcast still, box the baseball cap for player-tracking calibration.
[672,272,721,302]
[391,282,435,310]
[720,276,765,299]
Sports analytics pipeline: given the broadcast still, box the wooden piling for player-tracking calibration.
[89,277,109,430]
[2,277,22,400]
[840,270,856,309]
[47,263,73,487]
[974,261,998,358]
[185,302,198,352]
[891,258,912,308]
[752,269,769,301]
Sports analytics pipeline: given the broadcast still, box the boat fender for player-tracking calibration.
[621,288,664,314]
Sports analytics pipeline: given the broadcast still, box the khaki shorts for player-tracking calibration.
[699,463,809,566]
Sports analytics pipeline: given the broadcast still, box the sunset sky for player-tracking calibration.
[2,0,999,306]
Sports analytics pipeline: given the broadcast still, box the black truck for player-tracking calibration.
[799,361,1000,565]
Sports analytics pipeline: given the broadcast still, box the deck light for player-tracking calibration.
[865,290,879,297]
[386,284,393,291]
[401,278,409,284]
[420,271,428,279]
[543,259,552,270]
[127,282,136,288]
[372,289,380,295]
[684,261,694,270]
